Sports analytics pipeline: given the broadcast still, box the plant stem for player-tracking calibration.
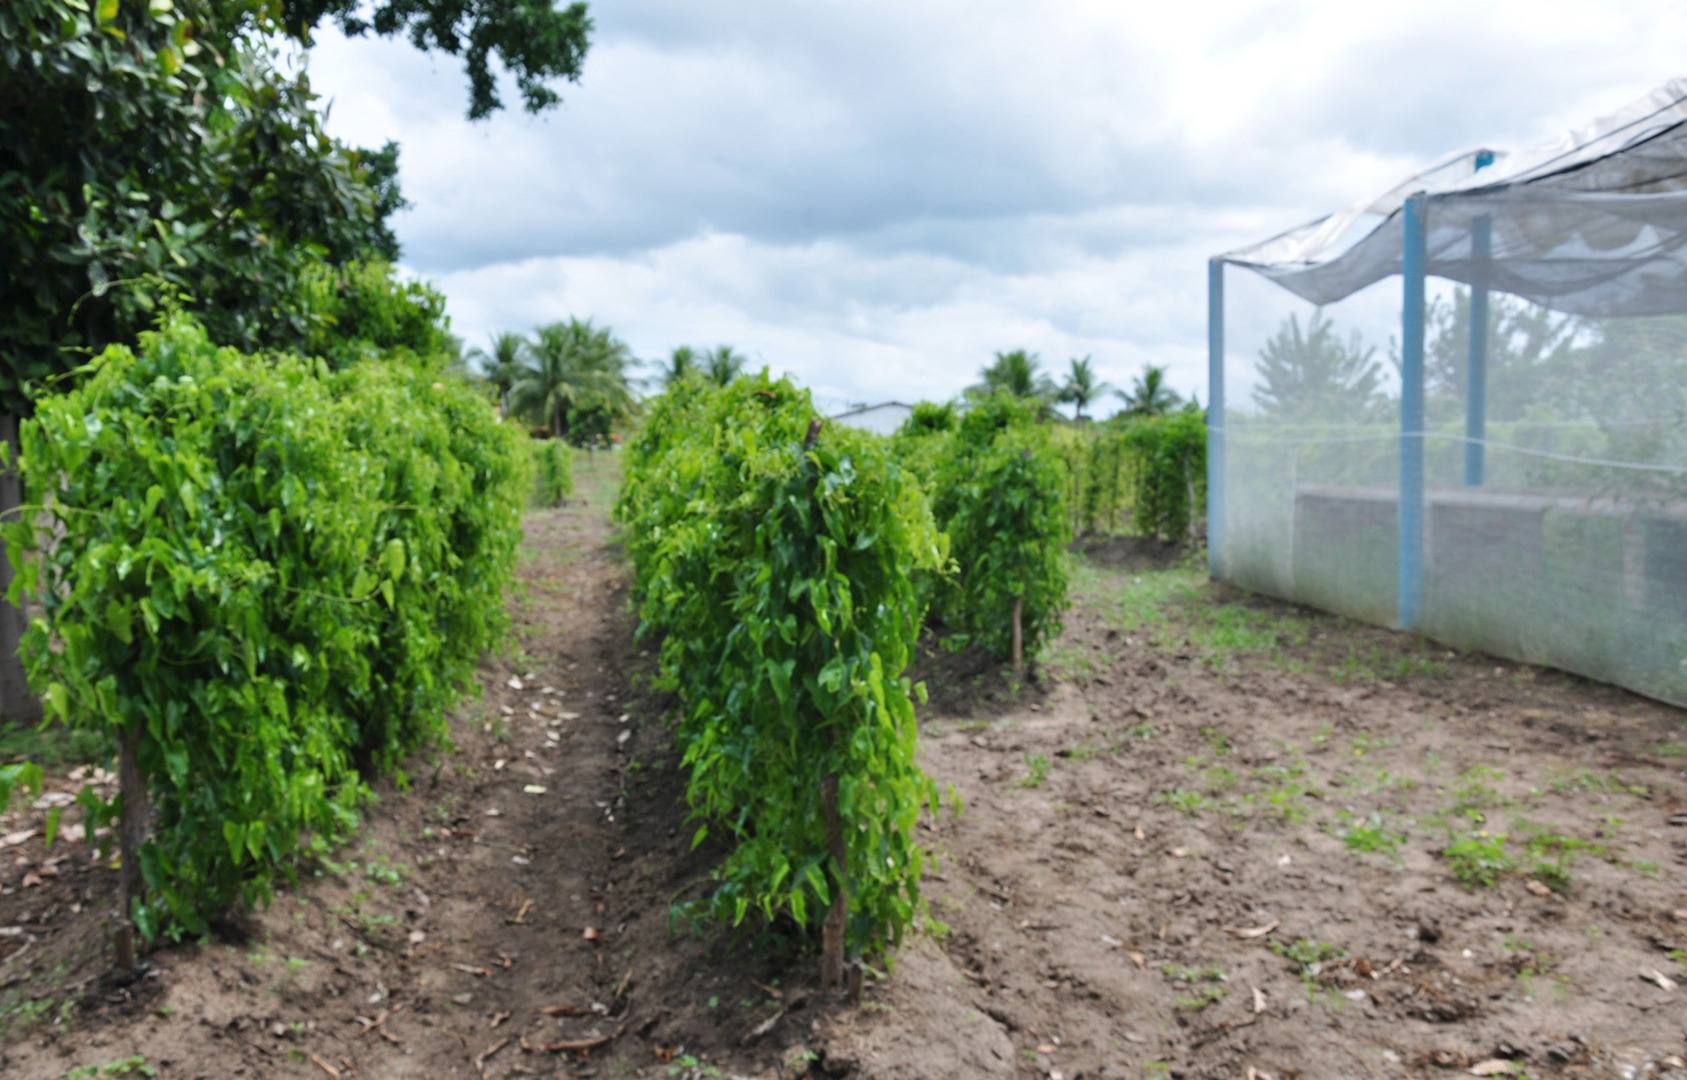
[820,773,847,992]
[116,720,149,969]
[1013,594,1024,683]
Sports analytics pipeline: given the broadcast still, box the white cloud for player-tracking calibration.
[304,0,1687,409]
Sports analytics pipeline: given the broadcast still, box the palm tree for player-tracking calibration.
[510,318,635,440]
[1116,364,1182,418]
[1058,356,1113,422]
[661,345,699,386]
[467,331,529,413]
[967,349,1058,409]
[704,345,746,386]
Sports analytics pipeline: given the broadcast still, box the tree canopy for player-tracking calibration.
[510,318,634,440]
[1252,312,1382,422]
[969,350,1058,412]
[1058,356,1112,421]
[0,0,593,416]
[1116,363,1183,418]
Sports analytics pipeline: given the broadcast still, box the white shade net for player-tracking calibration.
[1225,79,1687,317]
[1214,80,1687,707]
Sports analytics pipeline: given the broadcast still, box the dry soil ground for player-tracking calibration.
[2,456,1686,1080]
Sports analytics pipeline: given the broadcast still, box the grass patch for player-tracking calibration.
[1332,809,1406,863]
[0,720,105,769]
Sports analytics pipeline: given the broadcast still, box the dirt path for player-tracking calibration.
[4,461,1686,1080]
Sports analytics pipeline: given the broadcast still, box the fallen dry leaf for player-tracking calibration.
[2,829,36,848]
[489,1011,510,1029]
[507,899,533,925]
[522,784,547,795]
[1223,919,1279,939]
[309,1052,341,1077]
[1469,1061,1519,1077]
[1127,951,1146,970]
[1642,968,1678,991]
[1524,879,1553,897]
[506,677,524,691]
[1036,1044,1058,1053]
[1251,985,1267,1014]
[1246,1068,1275,1080]
[453,963,491,978]
[407,930,426,945]
[1133,825,1145,840]
[1170,847,1188,858]
[582,926,600,941]
[20,872,41,888]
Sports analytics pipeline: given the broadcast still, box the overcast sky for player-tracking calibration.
[305,0,1687,414]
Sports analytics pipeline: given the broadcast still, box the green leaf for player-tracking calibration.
[45,806,62,848]
[96,0,119,21]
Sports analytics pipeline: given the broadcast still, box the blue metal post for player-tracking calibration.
[1399,196,1428,630]
[1464,215,1490,486]
[1207,257,1225,580]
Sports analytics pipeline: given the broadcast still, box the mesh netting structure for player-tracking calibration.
[1208,79,1687,706]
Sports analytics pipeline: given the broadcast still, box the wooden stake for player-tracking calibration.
[1012,595,1024,683]
[115,721,149,971]
[819,774,847,992]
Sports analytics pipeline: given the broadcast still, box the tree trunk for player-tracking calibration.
[0,414,41,727]
[819,773,848,994]
[1012,595,1024,684]
[114,720,150,970]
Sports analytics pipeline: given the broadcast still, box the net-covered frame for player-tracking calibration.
[1208,79,1687,705]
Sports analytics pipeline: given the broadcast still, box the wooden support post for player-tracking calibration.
[115,721,149,971]
[819,774,847,992]
[1012,595,1024,684]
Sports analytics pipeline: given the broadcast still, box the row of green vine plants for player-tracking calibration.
[1048,410,1208,542]
[3,317,530,945]
[616,380,1075,980]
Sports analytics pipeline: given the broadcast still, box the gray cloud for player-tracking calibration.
[308,1,1687,408]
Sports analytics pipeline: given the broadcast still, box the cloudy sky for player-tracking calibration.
[306,0,1687,414]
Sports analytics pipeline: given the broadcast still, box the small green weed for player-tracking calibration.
[1160,964,1228,1010]
[1158,788,1217,816]
[1442,832,1514,888]
[1333,810,1406,862]
[1270,937,1347,1002]
[65,1059,156,1079]
[1018,754,1050,789]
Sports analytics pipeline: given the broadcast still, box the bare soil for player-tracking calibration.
[2,459,1685,1080]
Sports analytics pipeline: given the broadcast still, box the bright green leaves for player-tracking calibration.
[621,374,944,959]
[0,761,44,812]
[901,393,1071,662]
[4,316,525,939]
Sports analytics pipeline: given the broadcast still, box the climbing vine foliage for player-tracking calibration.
[4,317,527,938]
[617,375,946,959]
[896,393,1071,663]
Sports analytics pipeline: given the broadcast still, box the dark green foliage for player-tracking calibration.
[900,401,956,438]
[353,142,410,262]
[296,260,454,370]
[285,0,593,119]
[618,376,945,958]
[565,401,615,447]
[5,317,526,938]
[1120,410,1207,541]
[0,0,591,414]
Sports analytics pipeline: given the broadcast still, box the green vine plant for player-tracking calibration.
[4,317,527,950]
[926,393,1071,679]
[618,373,946,989]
